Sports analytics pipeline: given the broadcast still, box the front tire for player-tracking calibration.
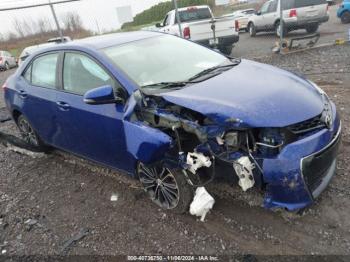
[137,163,193,214]
[341,11,350,24]
[5,62,10,71]
[16,114,48,152]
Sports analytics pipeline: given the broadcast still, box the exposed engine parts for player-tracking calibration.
[233,156,256,191]
[137,96,296,193]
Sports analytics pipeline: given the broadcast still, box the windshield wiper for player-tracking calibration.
[188,59,241,81]
[141,81,193,89]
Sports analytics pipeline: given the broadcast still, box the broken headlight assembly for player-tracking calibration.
[309,80,333,129]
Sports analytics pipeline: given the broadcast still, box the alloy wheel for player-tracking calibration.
[138,163,180,209]
[17,116,39,147]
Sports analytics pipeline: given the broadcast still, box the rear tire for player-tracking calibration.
[275,21,287,37]
[137,162,193,214]
[341,11,350,24]
[16,114,49,152]
[248,23,256,37]
[306,24,319,34]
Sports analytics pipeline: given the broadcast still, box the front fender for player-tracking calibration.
[123,120,173,164]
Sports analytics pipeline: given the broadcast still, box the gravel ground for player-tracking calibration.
[0,45,350,257]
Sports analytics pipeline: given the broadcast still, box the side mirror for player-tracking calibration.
[83,85,124,105]
[155,22,163,28]
[257,11,262,15]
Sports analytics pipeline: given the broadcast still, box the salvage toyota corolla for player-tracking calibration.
[3,31,341,213]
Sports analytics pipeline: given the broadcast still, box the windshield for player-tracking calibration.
[102,35,228,87]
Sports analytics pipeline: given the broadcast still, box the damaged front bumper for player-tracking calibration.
[263,109,341,211]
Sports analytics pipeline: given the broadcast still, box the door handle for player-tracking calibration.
[18,90,27,98]
[56,101,71,111]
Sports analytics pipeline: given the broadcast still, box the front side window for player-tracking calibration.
[31,53,59,89]
[102,35,228,87]
[260,2,270,14]
[63,52,114,95]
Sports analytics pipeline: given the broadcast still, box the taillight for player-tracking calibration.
[289,9,297,17]
[2,80,7,90]
[183,27,191,39]
[235,20,239,32]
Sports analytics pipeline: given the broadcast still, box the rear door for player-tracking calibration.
[263,0,278,30]
[294,0,328,20]
[54,51,129,170]
[16,52,60,144]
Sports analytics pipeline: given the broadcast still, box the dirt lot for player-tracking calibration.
[0,45,350,257]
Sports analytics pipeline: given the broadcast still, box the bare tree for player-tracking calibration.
[22,18,35,36]
[61,11,84,32]
[37,17,53,34]
[12,18,25,38]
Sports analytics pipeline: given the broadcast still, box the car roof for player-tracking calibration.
[33,31,162,54]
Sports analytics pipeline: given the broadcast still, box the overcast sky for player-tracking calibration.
[0,0,168,37]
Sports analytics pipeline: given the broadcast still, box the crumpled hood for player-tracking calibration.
[160,59,324,127]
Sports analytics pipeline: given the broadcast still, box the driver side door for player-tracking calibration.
[54,51,131,171]
[255,1,271,30]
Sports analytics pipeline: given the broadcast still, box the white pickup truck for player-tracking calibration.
[155,5,240,55]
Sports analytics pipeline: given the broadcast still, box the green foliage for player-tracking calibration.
[122,0,215,29]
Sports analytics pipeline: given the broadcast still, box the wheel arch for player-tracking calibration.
[12,109,22,123]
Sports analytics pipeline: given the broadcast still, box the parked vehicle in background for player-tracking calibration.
[231,9,256,32]
[3,31,341,213]
[18,36,71,66]
[0,51,17,71]
[248,0,329,37]
[337,0,350,24]
[156,5,239,55]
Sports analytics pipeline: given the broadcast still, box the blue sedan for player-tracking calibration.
[3,31,341,213]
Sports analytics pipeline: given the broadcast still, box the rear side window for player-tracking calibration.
[268,0,278,12]
[31,53,59,89]
[63,52,114,95]
[295,0,326,8]
[177,8,212,23]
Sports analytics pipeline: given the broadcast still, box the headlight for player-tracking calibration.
[309,80,326,96]
[310,81,333,129]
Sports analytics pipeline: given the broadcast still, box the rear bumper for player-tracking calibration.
[284,15,329,29]
[263,103,341,211]
[196,34,240,47]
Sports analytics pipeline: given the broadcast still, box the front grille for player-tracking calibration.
[288,115,326,135]
[301,129,341,194]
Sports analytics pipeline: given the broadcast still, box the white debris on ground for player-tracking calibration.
[5,144,45,158]
[110,193,118,202]
[190,187,215,222]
